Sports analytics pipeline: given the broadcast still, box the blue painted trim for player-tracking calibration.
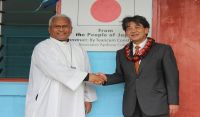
[0,82,27,95]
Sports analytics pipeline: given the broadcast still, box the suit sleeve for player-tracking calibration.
[105,50,125,85]
[163,45,179,105]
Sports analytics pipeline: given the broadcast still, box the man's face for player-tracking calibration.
[48,17,72,41]
[125,22,149,45]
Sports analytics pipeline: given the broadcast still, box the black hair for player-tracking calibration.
[122,15,150,31]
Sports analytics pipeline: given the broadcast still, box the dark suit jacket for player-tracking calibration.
[105,42,179,116]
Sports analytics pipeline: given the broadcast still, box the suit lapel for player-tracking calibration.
[122,44,137,75]
[138,43,156,74]
[121,49,137,75]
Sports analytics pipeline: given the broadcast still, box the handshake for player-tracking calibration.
[88,73,107,85]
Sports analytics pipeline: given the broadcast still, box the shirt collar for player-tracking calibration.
[50,37,69,46]
[133,38,148,49]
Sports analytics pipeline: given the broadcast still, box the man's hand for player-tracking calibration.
[169,105,179,116]
[96,73,107,80]
[85,102,92,114]
[89,73,106,85]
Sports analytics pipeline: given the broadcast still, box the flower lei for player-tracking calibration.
[125,37,155,62]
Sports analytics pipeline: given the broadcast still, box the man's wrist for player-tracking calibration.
[84,73,89,81]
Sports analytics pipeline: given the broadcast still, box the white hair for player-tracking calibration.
[48,14,72,27]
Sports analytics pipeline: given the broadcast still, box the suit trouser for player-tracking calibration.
[125,99,169,117]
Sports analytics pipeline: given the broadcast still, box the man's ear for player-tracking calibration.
[124,31,128,37]
[145,28,149,35]
[48,27,51,34]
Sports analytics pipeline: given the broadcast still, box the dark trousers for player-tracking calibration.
[125,99,169,117]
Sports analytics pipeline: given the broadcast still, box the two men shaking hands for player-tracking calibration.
[88,73,107,85]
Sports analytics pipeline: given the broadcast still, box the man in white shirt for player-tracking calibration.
[25,14,105,117]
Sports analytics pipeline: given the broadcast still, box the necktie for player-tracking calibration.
[134,46,140,74]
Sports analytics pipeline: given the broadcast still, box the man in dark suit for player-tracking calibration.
[100,15,179,117]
